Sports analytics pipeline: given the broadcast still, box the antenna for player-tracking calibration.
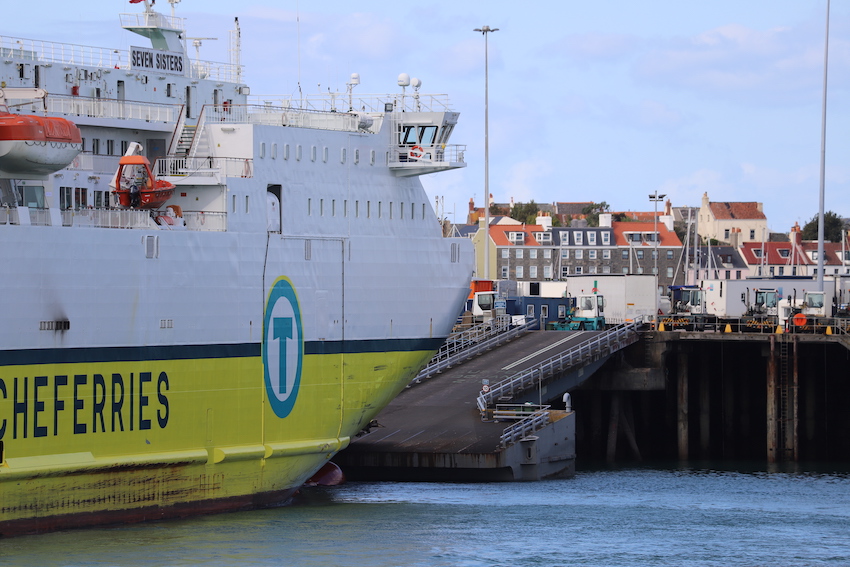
[229,17,242,83]
[346,73,360,112]
[186,37,217,61]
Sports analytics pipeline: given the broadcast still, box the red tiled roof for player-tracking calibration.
[488,224,545,246]
[709,202,766,220]
[611,221,682,246]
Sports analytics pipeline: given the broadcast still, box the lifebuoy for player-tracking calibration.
[792,313,807,327]
[409,145,425,159]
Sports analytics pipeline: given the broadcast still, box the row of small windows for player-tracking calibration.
[81,139,130,156]
[501,265,678,279]
[503,248,675,260]
[308,198,427,220]
[259,143,379,166]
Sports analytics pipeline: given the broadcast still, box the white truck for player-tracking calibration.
[515,274,661,324]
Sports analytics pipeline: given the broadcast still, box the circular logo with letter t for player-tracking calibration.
[263,277,304,418]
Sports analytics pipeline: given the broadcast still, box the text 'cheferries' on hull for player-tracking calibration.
[0,0,472,536]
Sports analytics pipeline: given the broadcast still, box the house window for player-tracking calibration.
[637,250,644,259]
[574,266,583,274]
[516,266,524,279]
[560,249,569,259]
[778,267,785,276]
[588,265,597,274]
[561,266,570,278]
[541,305,549,319]
[750,229,756,239]
[724,229,730,239]
[602,265,611,274]
[530,266,538,279]
[779,249,790,258]
[667,250,673,260]
[725,270,731,279]
[502,249,509,259]
[501,266,508,279]
[544,249,551,259]
[754,249,762,258]
[667,267,674,278]
[603,250,611,259]
[574,232,583,245]
[770,266,775,276]
[575,249,583,260]
[588,250,597,260]
[544,265,552,279]
[736,270,742,279]
[588,232,596,245]
[527,304,535,317]
[529,249,537,259]
[516,249,523,259]
[622,267,629,274]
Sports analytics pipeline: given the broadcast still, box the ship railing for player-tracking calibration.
[0,36,125,68]
[119,11,185,33]
[183,211,226,231]
[389,144,466,165]
[205,104,372,134]
[0,206,18,225]
[498,408,552,448]
[476,320,643,413]
[411,316,538,385]
[5,94,181,124]
[66,153,122,174]
[155,156,254,179]
[248,93,454,114]
[0,34,240,84]
[61,207,157,229]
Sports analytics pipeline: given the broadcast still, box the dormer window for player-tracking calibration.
[753,249,762,258]
[510,232,525,244]
[574,232,583,245]
[778,249,790,258]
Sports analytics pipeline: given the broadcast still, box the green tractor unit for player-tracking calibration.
[548,294,606,330]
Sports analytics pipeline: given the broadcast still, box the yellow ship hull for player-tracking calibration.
[0,347,434,535]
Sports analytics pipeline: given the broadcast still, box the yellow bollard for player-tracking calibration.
[775,325,783,334]
[826,326,833,335]
[658,322,666,332]
[724,324,732,333]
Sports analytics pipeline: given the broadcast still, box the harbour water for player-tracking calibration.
[2,462,849,566]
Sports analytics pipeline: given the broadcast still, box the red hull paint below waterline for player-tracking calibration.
[0,487,299,538]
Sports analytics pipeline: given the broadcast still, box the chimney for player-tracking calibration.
[729,227,739,248]
[469,197,475,212]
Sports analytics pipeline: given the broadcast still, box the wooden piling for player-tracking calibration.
[677,350,689,461]
[767,335,778,464]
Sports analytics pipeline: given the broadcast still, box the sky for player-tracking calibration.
[6,0,850,233]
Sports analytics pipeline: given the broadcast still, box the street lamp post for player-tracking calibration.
[649,191,666,324]
[474,25,498,279]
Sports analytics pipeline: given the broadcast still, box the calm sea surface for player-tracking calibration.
[2,462,849,566]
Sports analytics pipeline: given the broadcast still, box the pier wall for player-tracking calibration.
[569,333,850,463]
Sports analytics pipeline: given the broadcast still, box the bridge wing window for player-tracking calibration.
[400,125,418,145]
[419,126,437,145]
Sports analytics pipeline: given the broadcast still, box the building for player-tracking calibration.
[698,192,768,245]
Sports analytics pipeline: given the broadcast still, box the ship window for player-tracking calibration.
[320,199,324,216]
[311,146,316,162]
[355,200,359,218]
[284,144,290,160]
[323,147,328,162]
[354,149,360,164]
[332,199,336,217]
[410,203,414,220]
[81,138,86,152]
[106,140,115,155]
[340,148,346,164]
[74,187,86,209]
[296,145,302,161]
[260,143,266,158]
[308,198,312,216]
[389,202,393,219]
[60,187,73,210]
[420,126,437,145]
[245,195,249,214]
[437,124,454,144]
[422,203,426,220]
[400,125,417,145]
[232,195,237,213]
[94,191,104,208]
[92,139,100,155]
[272,143,277,159]
[378,201,382,218]
[370,150,376,165]
[367,201,371,218]
[121,140,129,154]
[344,200,348,217]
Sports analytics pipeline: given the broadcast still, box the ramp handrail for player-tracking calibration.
[476,320,643,412]
[499,409,551,448]
[411,316,538,384]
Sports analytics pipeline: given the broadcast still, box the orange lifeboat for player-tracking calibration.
[0,111,82,177]
[111,155,175,210]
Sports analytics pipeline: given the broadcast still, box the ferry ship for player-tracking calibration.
[0,0,472,535]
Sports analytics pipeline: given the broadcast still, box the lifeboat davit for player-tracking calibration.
[0,111,82,178]
[111,155,175,210]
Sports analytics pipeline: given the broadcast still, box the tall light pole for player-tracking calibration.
[649,191,666,323]
[474,25,498,279]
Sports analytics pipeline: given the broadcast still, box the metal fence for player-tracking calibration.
[411,316,538,384]
[476,320,643,412]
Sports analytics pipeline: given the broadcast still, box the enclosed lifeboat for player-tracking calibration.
[111,154,175,209]
[0,111,82,178]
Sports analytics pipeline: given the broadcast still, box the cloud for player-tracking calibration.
[557,33,640,63]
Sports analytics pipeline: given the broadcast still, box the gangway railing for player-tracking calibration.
[499,409,552,448]
[476,320,644,413]
[411,316,538,384]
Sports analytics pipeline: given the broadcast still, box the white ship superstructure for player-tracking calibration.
[0,0,472,535]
